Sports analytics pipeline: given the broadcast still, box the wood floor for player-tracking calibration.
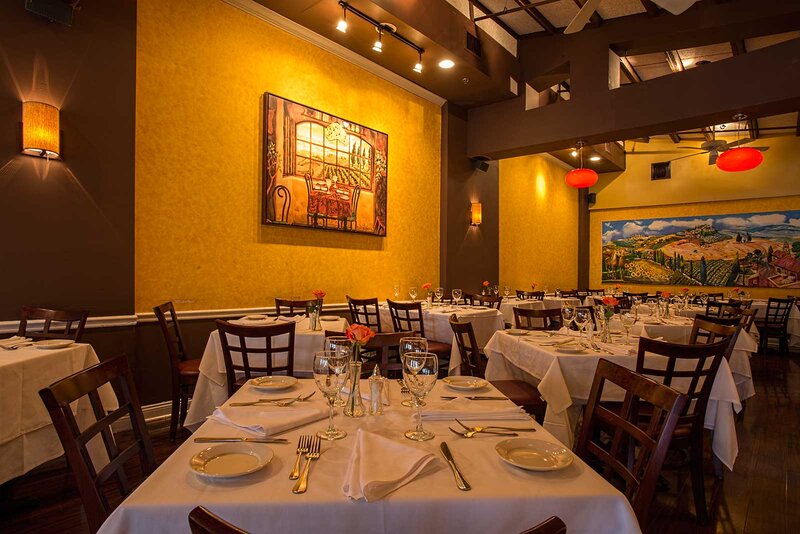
[2,354,798,534]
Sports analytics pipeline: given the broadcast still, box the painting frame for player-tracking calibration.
[261,92,388,237]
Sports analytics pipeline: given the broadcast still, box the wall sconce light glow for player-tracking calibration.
[470,202,482,226]
[438,59,455,69]
[413,52,423,73]
[22,101,60,158]
[570,150,578,157]
[589,155,602,162]
[336,19,347,32]
[372,29,383,52]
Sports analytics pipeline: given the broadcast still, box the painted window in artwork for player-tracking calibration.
[294,121,374,191]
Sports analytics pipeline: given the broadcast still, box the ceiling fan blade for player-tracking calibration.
[726,138,754,148]
[709,150,719,165]
[669,151,708,162]
[564,0,601,34]
[650,0,700,15]
[753,147,770,151]
[675,146,706,150]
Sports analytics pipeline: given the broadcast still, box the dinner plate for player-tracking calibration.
[555,343,588,354]
[506,329,529,336]
[319,315,340,322]
[34,339,75,350]
[242,314,269,321]
[249,375,298,391]
[470,305,488,310]
[190,442,274,479]
[443,376,488,391]
[495,438,574,472]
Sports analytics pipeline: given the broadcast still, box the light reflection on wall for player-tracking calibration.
[535,173,547,200]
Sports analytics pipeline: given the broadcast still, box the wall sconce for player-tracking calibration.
[22,101,60,159]
[470,202,482,226]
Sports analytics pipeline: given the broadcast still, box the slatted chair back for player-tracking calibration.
[274,298,320,317]
[38,354,155,534]
[622,292,648,300]
[449,314,483,377]
[472,295,502,309]
[520,516,567,534]
[576,290,589,298]
[386,300,427,338]
[189,506,249,534]
[527,291,545,300]
[18,306,89,342]
[514,307,563,330]
[707,292,724,301]
[730,299,753,310]
[739,308,758,333]
[705,300,742,319]
[346,296,383,332]
[153,301,189,374]
[635,337,728,431]
[216,320,296,397]
[689,316,741,357]
[362,331,414,375]
[588,289,605,296]
[560,290,578,297]
[575,359,687,526]
[763,297,795,325]
[462,292,478,305]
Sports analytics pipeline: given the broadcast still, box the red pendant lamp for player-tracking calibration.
[716,113,765,172]
[565,141,598,188]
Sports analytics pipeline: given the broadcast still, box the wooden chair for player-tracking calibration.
[189,506,248,534]
[471,294,502,309]
[707,292,724,301]
[514,307,563,330]
[38,354,156,533]
[635,337,730,524]
[588,289,605,296]
[274,298,320,317]
[705,300,742,318]
[520,516,567,534]
[560,290,578,297]
[386,300,452,371]
[576,359,687,526]
[346,295,383,332]
[361,331,414,376]
[689,315,741,351]
[153,302,201,440]
[449,314,546,420]
[18,306,89,341]
[216,320,296,397]
[622,292,648,300]
[738,308,758,333]
[754,297,795,354]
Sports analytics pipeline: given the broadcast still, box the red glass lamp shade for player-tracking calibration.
[716,147,763,172]
[565,168,598,188]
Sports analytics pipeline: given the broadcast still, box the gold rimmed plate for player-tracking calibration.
[495,438,573,472]
[190,442,274,479]
[443,376,489,391]
[34,339,75,350]
[249,375,298,391]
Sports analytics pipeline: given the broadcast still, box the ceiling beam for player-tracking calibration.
[668,133,682,143]
[730,40,747,56]
[619,58,641,84]
[469,0,522,40]
[514,0,557,35]
[639,0,660,16]
[574,0,603,28]
[665,50,685,72]
[468,37,800,158]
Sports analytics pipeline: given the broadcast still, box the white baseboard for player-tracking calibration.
[111,400,175,433]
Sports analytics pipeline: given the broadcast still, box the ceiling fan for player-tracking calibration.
[565,0,700,34]
[669,136,769,165]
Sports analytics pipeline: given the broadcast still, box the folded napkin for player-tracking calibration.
[232,315,276,325]
[209,403,328,436]
[421,397,528,421]
[342,429,440,502]
[0,336,31,348]
[276,315,305,323]
[341,379,391,405]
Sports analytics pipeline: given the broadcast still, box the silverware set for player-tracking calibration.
[292,435,321,494]
[448,418,537,438]
[194,436,289,444]
[440,442,470,491]
[289,435,311,480]
[230,391,316,407]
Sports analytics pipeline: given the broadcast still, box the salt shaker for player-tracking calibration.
[368,365,385,416]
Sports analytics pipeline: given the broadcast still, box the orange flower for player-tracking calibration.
[681,287,689,293]
[662,291,671,298]
[602,296,618,307]
[422,283,432,290]
[311,289,326,299]
[346,324,375,344]
[482,280,490,287]
[530,282,537,289]
[614,283,621,290]
[732,287,740,293]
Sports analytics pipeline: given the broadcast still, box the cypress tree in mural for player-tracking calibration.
[700,256,708,285]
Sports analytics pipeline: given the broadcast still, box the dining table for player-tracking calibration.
[0,341,117,485]
[98,379,641,534]
[483,324,755,471]
[183,315,349,429]
[499,297,586,326]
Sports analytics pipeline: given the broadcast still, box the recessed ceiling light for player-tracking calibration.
[589,156,602,162]
[438,59,455,69]
[570,150,578,157]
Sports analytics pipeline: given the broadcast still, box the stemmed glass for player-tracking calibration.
[409,287,418,302]
[503,286,510,298]
[452,288,462,306]
[573,307,590,344]
[435,287,444,303]
[561,302,575,331]
[393,284,401,299]
[491,285,500,297]
[324,336,352,406]
[399,337,428,407]
[621,312,635,345]
[313,350,349,441]
[646,298,657,316]
[402,352,438,441]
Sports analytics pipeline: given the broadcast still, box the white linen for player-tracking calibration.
[184,316,349,429]
[342,429,441,502]
[98,380,641,534]
[209,404,328,436]
[0,336,32,348]
[421,397,528,421]
[0,343,117,485]
[499,298,543,325]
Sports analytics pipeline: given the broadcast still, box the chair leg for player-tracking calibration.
[179,392,189,428]
[690,433,708,525]
[169,395,180,440]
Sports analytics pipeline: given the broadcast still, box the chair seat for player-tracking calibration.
[426,340,452,357]
[179,358,201,377]
[490,380,544,406]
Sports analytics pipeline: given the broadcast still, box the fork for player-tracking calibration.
[292,436,321,494]
[455,418,537,434]
[289,435,310,480]
[230,391,315,407]
[449,427,518,438]
[274,391,315,407]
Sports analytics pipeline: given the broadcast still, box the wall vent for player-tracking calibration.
[25,0,76,26]
[651,161,671,180]
[466,31,482,57]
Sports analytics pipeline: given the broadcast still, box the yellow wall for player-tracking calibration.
[499,155,578,291]
[135,0,441,312]
[589,137,800,298]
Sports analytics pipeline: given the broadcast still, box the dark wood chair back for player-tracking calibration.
[18,306,89,341]
[622,292,648,299]
[514,307,563,330]
[689,315,741,356]
[462,292,478,305]
[763,297,795,325]
[38,354,155,533]
[739,308,758,333]
[274,298,320,317]
[387,300,427,337]
[362,331,414,375]
[346,295,382,332]
[707,292,724,301]
[705,300,742,318]
[560,290,578,297]
[520,516,567,534]
[189,506,249,534]
[216,320,296,397]
[471,295,502,309]
[516,290,532,300]
[588,289,605,296]
[575,359,687,526]
[449,314,483,377]
[153,301,189,376]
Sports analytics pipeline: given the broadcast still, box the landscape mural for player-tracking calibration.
[601,210,800,288]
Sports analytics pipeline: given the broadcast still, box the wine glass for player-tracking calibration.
[543,286,549,296]
[402,352,438,441]
[573,307,590,342]
[646,298,657,316]
[313,350,349,441]
[324,336,351,407]
[561,302,575,330]
[399,337,428,407]
[393,284,400,299]
[492,284,500,297]
[409,286,418,302]
[620,312,635,345]
[503,286,510,298]
[452,288,462,306]
[435,287,444,303]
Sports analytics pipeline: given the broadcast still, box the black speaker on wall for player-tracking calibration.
[472,157,490,172]
[25,0,77,26]
[587,192,596,205]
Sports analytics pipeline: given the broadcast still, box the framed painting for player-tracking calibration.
[262,93,388,236]
[601,209,800,288]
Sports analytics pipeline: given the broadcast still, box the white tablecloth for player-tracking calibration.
[99,380,640,534]
[0,343,117,485]
[484,329,755,471]
[184,317,349,428]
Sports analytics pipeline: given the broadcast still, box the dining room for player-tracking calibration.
[1,0,799,533]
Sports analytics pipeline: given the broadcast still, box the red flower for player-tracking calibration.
[662,291,671,298]
[602,296,619,307]
[346,324,375,344]
[422,283,432,290]
[482,280,490,287]
[530,282,537,289]
[681,287,689,293]
[311,289,326,299]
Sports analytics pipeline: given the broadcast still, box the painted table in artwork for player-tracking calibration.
[184,316,349,428]
[483,329,751,470]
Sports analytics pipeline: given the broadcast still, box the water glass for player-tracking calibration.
[393,284,400,299]
[573,307,590,341]
[452,288,462,306]
[402,352,438,441]
[400,337,428,407]
[324,336,352,406]
[492,284,499,297]
[313,351,349,441]
[503,286,510,298]
[620,312,635,345]
[561,302,575,330]
[435,287,444,302]
[409,286,418,302]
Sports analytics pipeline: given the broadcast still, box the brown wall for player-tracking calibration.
[441,103,499,292]
[0,1,136,320]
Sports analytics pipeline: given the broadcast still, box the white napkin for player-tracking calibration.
[276,315,305,323]
[421,397,528,421]
[341,379,391,405]
[0,336,32,348]
[232,316,276,325]
[342,429,440,502]
[209,404,328,436]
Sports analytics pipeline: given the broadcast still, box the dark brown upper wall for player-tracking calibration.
[0,1,136,319]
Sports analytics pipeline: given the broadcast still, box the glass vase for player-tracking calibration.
[600,317,612,343]
[344,360,366,417]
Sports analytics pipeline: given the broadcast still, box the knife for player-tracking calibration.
[440,442,471,491]
[440,396,507,401]
[194,437,289,444]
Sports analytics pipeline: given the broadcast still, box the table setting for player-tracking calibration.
[98,352,641,534]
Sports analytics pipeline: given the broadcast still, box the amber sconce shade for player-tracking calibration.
[470,202,482,226]
[22,101,60,159]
